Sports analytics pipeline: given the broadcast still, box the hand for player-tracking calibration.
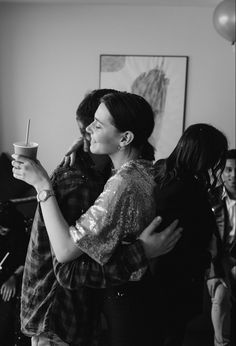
[12,155,51,193]
[139,217,182,259]
[207,277,228,297]
[59,138,83,167]
[0,276,17,301]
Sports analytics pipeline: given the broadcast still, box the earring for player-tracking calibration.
[117,145,121,151]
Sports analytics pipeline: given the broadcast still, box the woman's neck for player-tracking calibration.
[110,147,140,170]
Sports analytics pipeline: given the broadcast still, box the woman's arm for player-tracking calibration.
[52,218,182,289]
[39,195,83,262]
[12,155,83,262]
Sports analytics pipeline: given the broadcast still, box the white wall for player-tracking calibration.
[0,3,235,173]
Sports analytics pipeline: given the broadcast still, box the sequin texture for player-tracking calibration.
[70,159,156,270]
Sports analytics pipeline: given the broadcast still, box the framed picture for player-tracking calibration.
[99,55,188,161]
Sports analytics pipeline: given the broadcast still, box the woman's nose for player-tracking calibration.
[86,123,92,134]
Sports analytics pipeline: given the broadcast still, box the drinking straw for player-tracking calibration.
[0,252,10,267]
[25,118,31,146]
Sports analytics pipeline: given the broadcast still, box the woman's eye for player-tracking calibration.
[94,121,101,129]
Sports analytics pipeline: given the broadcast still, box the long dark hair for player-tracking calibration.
[155,123,228,189]
[101,91,155,161]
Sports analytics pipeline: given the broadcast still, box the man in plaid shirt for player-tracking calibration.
[21,89,181,346]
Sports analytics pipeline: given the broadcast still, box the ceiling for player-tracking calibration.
[0,0,221,7]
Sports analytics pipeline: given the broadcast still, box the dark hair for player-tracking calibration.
[76,89,118,128]
[155,123,228,189]
[100,91,155,161]
[226,149,236,160]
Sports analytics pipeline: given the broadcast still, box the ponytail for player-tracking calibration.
[140,141,155,161]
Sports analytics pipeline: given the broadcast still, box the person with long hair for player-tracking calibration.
[151,123,228,346]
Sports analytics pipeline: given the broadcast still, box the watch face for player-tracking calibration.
[38,190,47,201]
[40,190,47,201]
[37,189,54,202]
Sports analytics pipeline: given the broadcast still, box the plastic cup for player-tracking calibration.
[13,141,38,160]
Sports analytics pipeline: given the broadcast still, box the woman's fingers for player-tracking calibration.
[162,227,182,254]
[140,216,163,237]
[164,226,183,250]
[139,217,183,259]
[162,219,180,236]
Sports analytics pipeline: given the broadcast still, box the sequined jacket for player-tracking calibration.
[21,150,148,345]
[70,159,156,277]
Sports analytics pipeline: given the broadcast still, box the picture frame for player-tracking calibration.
[99,54,189,161]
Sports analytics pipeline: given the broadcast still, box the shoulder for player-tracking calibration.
[118,159,154,182]
[105,160,155,198]
[155,175,186,195]
[155,174,207,207]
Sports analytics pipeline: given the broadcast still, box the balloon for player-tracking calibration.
[213,0,236,44]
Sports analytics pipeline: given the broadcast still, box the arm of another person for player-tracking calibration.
[0,265,24,301]
[52,217,182,289]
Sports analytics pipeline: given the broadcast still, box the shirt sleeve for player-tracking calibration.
[52,239,148,289]
[69,174,143,265]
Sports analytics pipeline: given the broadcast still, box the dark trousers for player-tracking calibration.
[0,296,16,346]
[158,283,204,346]
[161,310,190,346]
[0,295,31,346]
[101,275,163,346]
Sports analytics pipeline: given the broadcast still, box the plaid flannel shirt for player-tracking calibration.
[21,149,147,345]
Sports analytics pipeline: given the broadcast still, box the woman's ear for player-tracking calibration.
[120,131,134,148]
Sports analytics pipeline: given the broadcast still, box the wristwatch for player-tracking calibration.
[37,189,55,202]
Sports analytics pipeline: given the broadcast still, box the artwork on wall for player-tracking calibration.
[99,54,188,161]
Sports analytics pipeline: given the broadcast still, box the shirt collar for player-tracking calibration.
[222,185,236,208]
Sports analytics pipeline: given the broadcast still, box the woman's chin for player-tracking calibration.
[90,147,106,155]
[90,145,98,154]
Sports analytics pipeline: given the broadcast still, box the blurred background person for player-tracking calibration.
[206,149,236,346]
[0,201,30,346]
